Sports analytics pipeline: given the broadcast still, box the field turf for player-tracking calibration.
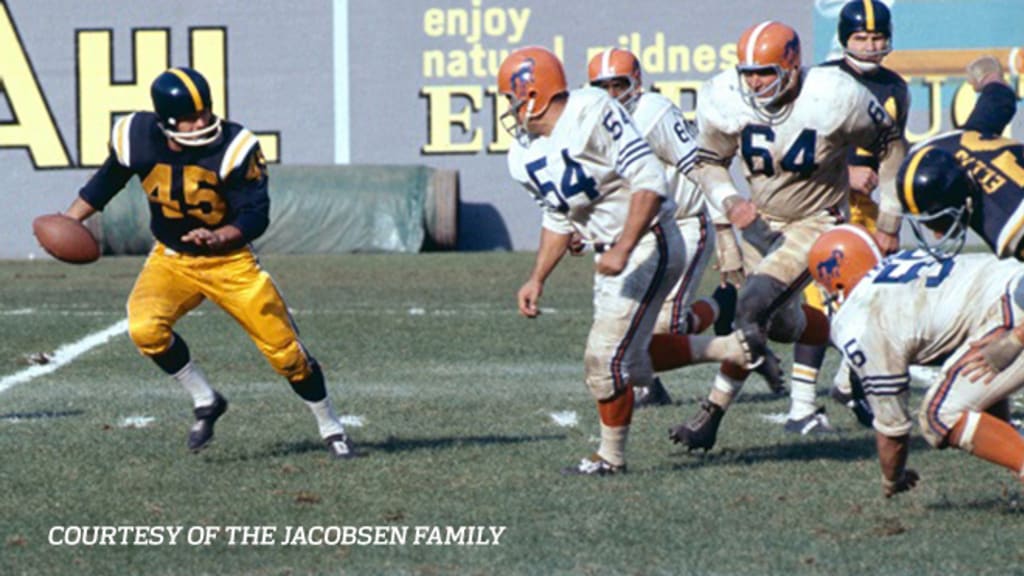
[1,253,1022,575]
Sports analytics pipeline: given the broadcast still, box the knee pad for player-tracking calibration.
[127,316,174,356]
[765,299,806,344]
[736,274,793,333]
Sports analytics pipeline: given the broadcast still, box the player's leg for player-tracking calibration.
[641,213,715,408]
[920,343,1024,482]
[205,249,355,459]
[671,214,834,451]
[565,224,684,474]
[126,246,224,451]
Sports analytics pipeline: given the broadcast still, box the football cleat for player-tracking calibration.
[633,377,673,409]
[712,283,738,336]
[783,407,836,435]
[736,326,786,394]
[323,433,358,460]
[187,392,228,452]
[830,386,874,429]
[560,453,626,476]
[669,400,725,452]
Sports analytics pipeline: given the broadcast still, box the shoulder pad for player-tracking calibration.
[110,112,138,167]
[219,129,260,180]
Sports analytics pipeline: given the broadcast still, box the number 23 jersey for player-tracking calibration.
[507,87,673,245]
[79,111,270,254]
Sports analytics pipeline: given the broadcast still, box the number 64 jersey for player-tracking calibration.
[507,87,675,243]
[830,251,1024,439]
[694,66,900,220]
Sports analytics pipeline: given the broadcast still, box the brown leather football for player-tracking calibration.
[32,214,101,264]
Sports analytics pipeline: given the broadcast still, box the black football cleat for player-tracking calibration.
[324,433,358,460]
[187,392,228,452]
[737,325,787,395]
[669,400,725,452]
[783,407,836,435]
[711,283,738,336]
[634,377,673,409]
[560,453,625,476]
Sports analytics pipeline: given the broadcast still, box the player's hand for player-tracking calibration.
[882,469,920,498]
[873,230,900,255]
[596,245,629,276]
[961,328,1024,384]
[517,278,544,318]
[725,198,758,229]
[181,228,226,250]
[567,232,586,256]
[848,165,879,196]
[966,55,1005,92]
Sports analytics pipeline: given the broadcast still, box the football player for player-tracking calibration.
[670,20,905,452]
[62,68,356,459]
[587,48,741,408]
[499,46,756,475]
[787,0,911,434]
[809,225,1024,497]
[897,56,1022,261]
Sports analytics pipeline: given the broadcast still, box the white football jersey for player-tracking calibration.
[695,66,897,220]
[631,92,706,220]
[508,87,674,244]
[830,251,1024,436]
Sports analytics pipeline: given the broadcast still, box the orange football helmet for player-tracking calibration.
[736,21,802,118]
[808,224,882,305]
[497,46,567,144]
[587,48,643,112]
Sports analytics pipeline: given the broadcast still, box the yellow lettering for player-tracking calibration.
[904,76,944,143]
[667,45,691,73]
[78,29,168,166]
[0,2,71,167]
[719,43,737,70]
[693,45,717,73]
[423,9,445,37]
[420,85,483,154]
[423,50,446,78]
[652,81,702,120]
[487,86,512,153]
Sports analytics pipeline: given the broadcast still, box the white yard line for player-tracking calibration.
[0,319,128,395]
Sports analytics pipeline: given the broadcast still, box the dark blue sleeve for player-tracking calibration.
[78,153,134,211]
[963,83,1018,135]
[222,147,270,242]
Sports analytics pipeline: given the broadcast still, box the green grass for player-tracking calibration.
[1,253,1022,575]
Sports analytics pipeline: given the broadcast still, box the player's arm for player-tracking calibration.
[963,56,1017,135]
[518,224,571,318]
[961,279,1024,383]
[183,142,270,252]
[598,101,668,275]
[838,328,918,497]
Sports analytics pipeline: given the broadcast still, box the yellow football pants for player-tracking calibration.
[126,243,313,382]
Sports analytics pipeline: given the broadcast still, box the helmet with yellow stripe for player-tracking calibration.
[896,146,975,260]
[838,0,893,71]
[150,67,222,147]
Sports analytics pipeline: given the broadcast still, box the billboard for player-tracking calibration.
[1,0,1023,258]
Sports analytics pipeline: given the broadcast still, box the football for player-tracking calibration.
[31,213,101,264]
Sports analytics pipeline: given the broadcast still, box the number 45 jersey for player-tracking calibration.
[79,111,269,254]
[829,250,1024,436]
[695,65,898,220]
[507,87,675,244]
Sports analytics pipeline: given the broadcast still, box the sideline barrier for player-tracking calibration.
[89,165,460,254]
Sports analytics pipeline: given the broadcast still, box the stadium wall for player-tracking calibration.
[1,0,1023,259]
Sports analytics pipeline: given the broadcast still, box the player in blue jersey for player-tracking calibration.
[63,67,356,459]
[897,56,1021,261]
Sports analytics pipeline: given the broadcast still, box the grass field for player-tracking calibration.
[1,252,1022,575]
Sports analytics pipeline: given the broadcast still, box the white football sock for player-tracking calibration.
[172,361,216,408]
[307,396,346,438]
[597,423,628,467]
[788,363,820,420]
[709,371,744,410]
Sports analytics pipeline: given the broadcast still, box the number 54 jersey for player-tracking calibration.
[696,65,898,220]
[79,111,269,254]
[507,87,675,244]
[830,250,1024,437]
